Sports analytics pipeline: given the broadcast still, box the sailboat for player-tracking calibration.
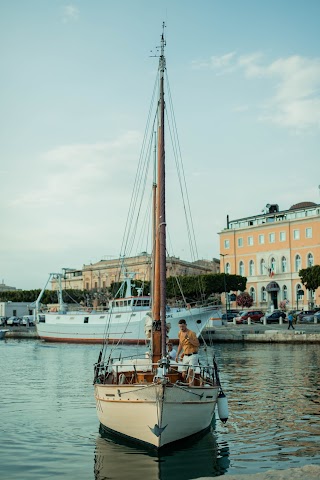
[94,25,228,448]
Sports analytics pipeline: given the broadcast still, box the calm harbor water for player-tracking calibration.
[0,339,319,479]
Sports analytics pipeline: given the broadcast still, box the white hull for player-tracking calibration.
[94,382,219,448]
[36,306,222,343]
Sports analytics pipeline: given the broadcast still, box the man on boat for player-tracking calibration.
[167,342,177,360]
[175,319,200,386]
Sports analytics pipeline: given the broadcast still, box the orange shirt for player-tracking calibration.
[178,329,199,355]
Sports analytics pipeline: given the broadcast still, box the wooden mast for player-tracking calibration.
[152,25,167,364]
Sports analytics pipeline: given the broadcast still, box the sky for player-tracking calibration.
[1,0,320,290]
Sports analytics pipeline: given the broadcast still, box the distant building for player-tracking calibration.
[0,302,33,318]
[219,201,320,310]
[0,282,17,292]
[51,254,220,291]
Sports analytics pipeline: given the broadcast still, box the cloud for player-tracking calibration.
[61,4,79,23]
[198,51,320,130]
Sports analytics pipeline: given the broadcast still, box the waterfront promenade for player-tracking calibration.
[3,322,320,343]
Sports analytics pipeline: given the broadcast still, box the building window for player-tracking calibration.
[249,260,255,276]
[225,262,231,274]
[85,282,89,290]
[293,229,300,240]
[296,283,303,300]
[306,227,312,238]
[269,233,275,243]
[261,286,267,302]
[224,239,230,249]
[249,287,256,302]
[260,259,266,275]
[271,257,276,273]
[282,285,287,300]
[307,253,314,267]
[239,261,244,276]
[248,236,253,246]
[280,231,286,241]
[238,238,243,247]
[295,254,301,272]
[102,281,106,288]
[259,234,265,244]
[281,256,287,273]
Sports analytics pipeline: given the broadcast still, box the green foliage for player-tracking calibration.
[166,273,247,301]
[236,292,253,308]
[299,265,320,292]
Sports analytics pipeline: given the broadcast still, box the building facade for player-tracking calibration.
[52,254,220,292]
[219,201,320,310]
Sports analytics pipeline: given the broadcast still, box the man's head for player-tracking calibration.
[178,319,187,332]
[168,343,173,350]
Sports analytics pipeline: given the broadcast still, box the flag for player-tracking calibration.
[268,267,274,278]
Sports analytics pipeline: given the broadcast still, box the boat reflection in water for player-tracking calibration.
[94,423,230,480]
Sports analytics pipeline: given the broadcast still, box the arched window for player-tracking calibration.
[282,285,287,300]
[239,261,244,276]
[249,287,256,302]
[271,257,276,273]
[261,286,267,302]
[225,262,231,274]
[295,254,301,272]
[281,256,287,273]
[296,283,303,300]
[307,253,314,268]
[260,259,265,275]
[249,260,255,276]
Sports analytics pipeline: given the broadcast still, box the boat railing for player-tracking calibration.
[94,358,218,387]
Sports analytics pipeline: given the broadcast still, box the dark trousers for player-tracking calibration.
[288,321,294,330]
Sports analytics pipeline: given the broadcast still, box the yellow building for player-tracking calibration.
[52,254,220,291]
[219,201,320,310]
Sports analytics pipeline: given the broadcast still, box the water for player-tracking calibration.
[0,339,319,479]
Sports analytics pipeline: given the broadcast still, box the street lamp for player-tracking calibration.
[220,254,228,320]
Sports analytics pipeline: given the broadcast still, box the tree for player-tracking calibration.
[236,292,253,308]
[299,265,320,293]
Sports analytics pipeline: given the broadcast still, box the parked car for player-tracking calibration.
[263,310,287,324]
[7,316,20,326]
[0,316,7,326]
[20,315,35,326]
[222,312,238,322]
[236,310,264,324]
[298,310,316,322]
[299,314,316,323]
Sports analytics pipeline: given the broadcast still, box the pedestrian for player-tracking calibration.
[288,312,295,330]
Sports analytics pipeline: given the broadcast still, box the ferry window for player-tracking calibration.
[84,317,89,323]
[224,239,230,249]
[116,315,121,318]
[306,227,312,238]
[99,316,105,319]
[238,238,243,247]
